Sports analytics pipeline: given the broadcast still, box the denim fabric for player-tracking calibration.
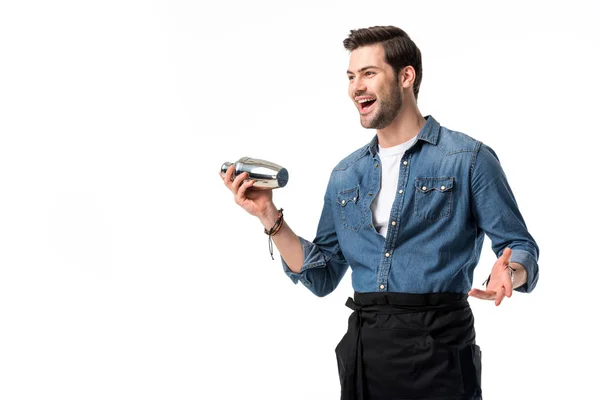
[282,116,539,297]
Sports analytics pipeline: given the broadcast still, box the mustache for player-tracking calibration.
[354,91,375,97]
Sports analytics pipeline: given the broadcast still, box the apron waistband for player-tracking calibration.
[341,292,470,400]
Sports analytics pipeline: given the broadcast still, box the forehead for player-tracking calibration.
[347,44,388,72]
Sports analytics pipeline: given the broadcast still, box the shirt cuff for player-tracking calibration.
[510,248,539,293]
[280,236,327,287]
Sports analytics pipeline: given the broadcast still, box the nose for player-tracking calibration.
[350,76,367,95]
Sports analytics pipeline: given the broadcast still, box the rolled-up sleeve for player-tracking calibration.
[281,176,349,297]
[470,143,540,293]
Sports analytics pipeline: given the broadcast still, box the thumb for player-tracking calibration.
[500,247,512,263]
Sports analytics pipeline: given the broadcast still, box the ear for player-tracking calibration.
[398,66,416,90]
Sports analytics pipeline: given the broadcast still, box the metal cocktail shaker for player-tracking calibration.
[220,157,289,189]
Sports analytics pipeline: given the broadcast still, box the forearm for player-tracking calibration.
[258,204,304,273]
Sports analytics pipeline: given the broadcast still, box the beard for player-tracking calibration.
[361,82,403,129]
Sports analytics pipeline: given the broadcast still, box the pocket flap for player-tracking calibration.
[414,177,454,193]
[336,186,359,206]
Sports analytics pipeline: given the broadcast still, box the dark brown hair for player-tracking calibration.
[343,26,422,99]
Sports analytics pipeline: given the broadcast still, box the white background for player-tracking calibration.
[1,0,598,399]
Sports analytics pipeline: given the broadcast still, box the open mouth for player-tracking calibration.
[358,98,377,113]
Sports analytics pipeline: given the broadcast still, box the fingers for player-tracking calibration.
[495,286,506,306]
[505,270,513,298]
[471,249,515,305]
[468,288,496,301]
[231,170,249,194]
[222,165,236,189]
[470,284,511,305]
[221,165,260,210]
[236,179,255,202]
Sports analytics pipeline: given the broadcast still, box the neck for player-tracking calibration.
[376,103,426,148]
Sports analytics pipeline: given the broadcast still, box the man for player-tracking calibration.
[221,26,539,400]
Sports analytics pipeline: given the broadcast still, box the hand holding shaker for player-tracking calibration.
[220,157,288,189]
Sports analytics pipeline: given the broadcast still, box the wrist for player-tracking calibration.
[505,263,516,287]
[257,204,280,228]
[507,262,526,289]
[263,207,284,261]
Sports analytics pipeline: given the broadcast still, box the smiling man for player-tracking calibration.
[221,26,539,400]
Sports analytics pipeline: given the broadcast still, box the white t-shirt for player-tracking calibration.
[370,136,418,237]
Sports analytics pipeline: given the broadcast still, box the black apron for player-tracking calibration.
[335,292,482,400]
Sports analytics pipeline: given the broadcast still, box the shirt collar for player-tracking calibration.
[367,115,441,158]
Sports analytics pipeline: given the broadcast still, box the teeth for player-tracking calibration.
[358,98,375,104]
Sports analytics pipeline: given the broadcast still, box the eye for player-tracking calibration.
[365,71,375,77]
[348,75,355,81]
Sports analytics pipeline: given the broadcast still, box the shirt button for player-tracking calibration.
[403,160,408,166]
[398,189,403,194]
[385,252,390,257]
[441,186,446,191]
[375,163,379,168]
[341,200,346,205]
[391,221,396,226]
[380,284,385,290]
[422,186,427,190]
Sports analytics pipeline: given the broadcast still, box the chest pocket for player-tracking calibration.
[414,177,454,221]
[337,186,365,231]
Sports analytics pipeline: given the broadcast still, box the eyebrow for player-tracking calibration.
[347,66,380,75]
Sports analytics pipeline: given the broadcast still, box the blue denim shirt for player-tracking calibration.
[282,116,539,297]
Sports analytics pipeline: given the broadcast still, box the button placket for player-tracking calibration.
[379,153,411,291]
[368,156,382,234]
